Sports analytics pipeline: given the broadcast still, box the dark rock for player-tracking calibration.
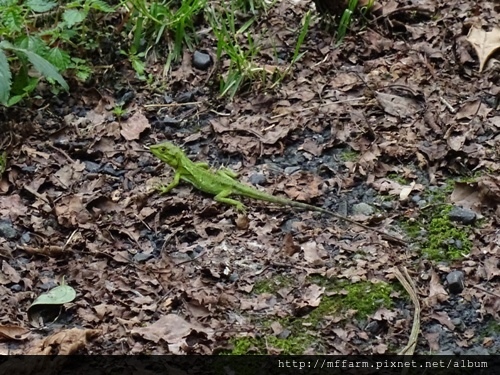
[39,281,57,291]
[446,270,465,294]
[451,318,462,326]
[118,91,135,106]
[133,253,154,262]
[417,199,427,207]
[20,232,31,244]
[22,165,36,173]
[411,194,422,203]
[352,202,375,216]
[0,220,17,239]
[192,51,212,70]
[277,329,291,339]
[381,201,393,210]
[84,161,101,173]
[284,166,301,174]
[365,320,381,334]
[448,206,476,225]
[164,94,174,104]
[249,173,267,186]
[10,284,22,292]
[162,116,180,126]
[175,92,195,103]
[101,164,124,177]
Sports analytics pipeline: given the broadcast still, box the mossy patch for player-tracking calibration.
[340,150,359,162]
[387,173,409,185]
[402,179,474,262]
[253,275,293,294]
[422,206,472,261]
[308,277,394,319]
[227,277,394,354]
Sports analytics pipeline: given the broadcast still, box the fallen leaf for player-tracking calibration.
[0,325,30,341]
[131,314,213,354]
[120,111,150,141]
[425,269,449,306]
[466,26,500,72]
[430,311,455,330]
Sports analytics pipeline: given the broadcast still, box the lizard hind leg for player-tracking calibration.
[214,190,247,212]
[217,167,239,179]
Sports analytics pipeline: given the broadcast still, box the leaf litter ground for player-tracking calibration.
[0,0,499,355]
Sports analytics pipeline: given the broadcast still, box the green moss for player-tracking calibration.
[400,179,475,262]
[229,337,261,355]
[307,277,393,320]
[253,275,293,294]
[387,173,408,185]
[341,281,393,317]
[421,206,472,261]
[484,320,500,335]
[226,278,394,355]
[228,331,314,355]
[340,150,359,162]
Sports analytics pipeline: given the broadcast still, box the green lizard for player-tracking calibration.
[150,142,406,244]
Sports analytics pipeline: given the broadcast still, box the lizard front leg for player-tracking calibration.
[156,171,181,194]
[214,189,246,212]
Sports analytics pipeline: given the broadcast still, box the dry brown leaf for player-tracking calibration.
[375,92,421,117]
[430,311,455,330]
[425,269,449,306]
[0,194,28,220]
[466,26,500,72]
[28,328,100,355]
[423,331,440,352]
[450,182,481,210]
[483,257,500,280]
[1,260,20,284]
[131,314,213,354]
[120,111,150,141]
[302,241,326,266]
[0,325,30,341]
[283,232,300,256]
[302,284,324,308]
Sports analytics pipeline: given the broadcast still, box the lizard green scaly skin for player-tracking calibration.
[150,142,406,244]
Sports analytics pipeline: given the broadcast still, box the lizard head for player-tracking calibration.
[149,142,183,168]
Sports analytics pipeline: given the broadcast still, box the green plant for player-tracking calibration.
[273,9,311,84]
[206,3,262,98]
[231,0,272,14]
[0,151,7,176]
[422,206,472,261]
[122,0,206,78]
[336,0,358,45]
[0,0,115,106]
[112,104,127,119]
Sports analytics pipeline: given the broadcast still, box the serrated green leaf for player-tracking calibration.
[62,9,86,28]
[2,8,23,32]
[26,0,58,13]
[5,46,68,90]
[0,48,12,105]
[0,0,18,7]
[89,0,115,13]
[14,35,49,57]
[46,47,71,71]
[22,50,68,90]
